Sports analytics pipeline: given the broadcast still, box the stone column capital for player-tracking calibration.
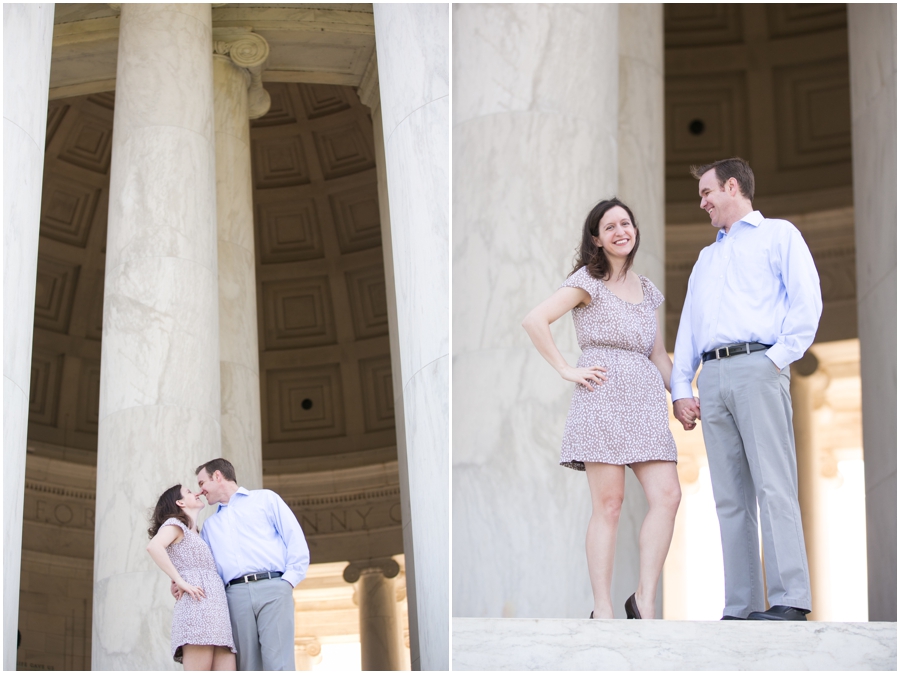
[295,636,321,657]
[343,557,400,584]
[212,27,271,119]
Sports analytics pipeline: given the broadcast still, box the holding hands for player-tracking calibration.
[673,396,702,431]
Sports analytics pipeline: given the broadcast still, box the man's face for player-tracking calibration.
[698,169,730,229]
[197,468,220,505]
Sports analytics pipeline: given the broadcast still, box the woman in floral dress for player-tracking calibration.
[523,198,692,620]
[147,485,237,670]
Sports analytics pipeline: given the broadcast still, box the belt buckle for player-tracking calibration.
[715,346,725,360]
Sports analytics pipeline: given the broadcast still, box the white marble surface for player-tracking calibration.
[618,4,665,291]
[2,5,55,670]
[453,4,648,622]
[453,4,618,127]
[848,3,897,622]
[374,4,448,147]
[214,54,263,490]
[401,356,450,670]
[373,5,450,670]
[95,4,221,669]
[452,617,898,671]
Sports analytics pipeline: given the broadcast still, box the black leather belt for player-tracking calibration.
[701,342,772,362]
[226,571,283,588]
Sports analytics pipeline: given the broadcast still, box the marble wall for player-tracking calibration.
[847,3,897,623]
[2,4,55,670]
[452,3,627,620]
[93,4,221,669]
[373,4,450,669]
[214,52,264,490]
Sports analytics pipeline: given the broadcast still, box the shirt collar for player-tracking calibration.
[216,486,250,512]
[716,210,763,241]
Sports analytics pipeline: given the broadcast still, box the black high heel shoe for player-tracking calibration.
[624,593,642,619]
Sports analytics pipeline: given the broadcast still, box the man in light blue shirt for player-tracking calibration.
[671,157,822,622]
[195,458,309,670]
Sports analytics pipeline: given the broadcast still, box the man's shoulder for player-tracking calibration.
[756,215,800,236]
[245,488,289,505]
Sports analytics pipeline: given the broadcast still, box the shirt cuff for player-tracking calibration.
[671,382,695,402]
[282,571,303,587]
[765,344,791,370]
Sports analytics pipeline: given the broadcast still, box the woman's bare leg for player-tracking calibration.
[584,462,626,619]
[182,645,215,671]
[211,646,236,671]
[630,460,681,619]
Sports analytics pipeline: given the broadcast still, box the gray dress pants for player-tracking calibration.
[225,577,296,671]
[698,350,812,618]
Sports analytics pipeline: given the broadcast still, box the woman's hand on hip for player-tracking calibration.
[176,579,206,601]
[560,365,607,391]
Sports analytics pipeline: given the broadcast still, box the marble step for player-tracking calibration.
[452,617,897,671]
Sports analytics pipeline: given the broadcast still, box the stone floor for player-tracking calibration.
[452,618,897,671]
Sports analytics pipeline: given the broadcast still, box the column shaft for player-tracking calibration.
[358,570,402,670]
[847,3,897,622]
[452,3,619,620]
[93,4,220,669]
[2,5,55,668]
[373,5,449,669]
[792,369,829,620]
[214,54,263,490]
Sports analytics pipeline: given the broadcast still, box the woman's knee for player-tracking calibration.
[594,492,624,522]
[651,481,682,514]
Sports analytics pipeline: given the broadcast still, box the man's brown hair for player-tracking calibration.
[689,157,755,202]
[195,457,237,482]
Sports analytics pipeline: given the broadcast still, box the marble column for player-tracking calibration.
[373,5,449,669]
[345,558,402,671]
[791,356,829,620]
[618,4,665,289]
[2,5,55,668]
[453,3,620,620]
[847,3,897,623]
[93,4,220,669]
[212,29,271,490]
[615,3,666,620]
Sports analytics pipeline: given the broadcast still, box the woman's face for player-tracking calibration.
[592,205,636,259]
[178,486,204,511]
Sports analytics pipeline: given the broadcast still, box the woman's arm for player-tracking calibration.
[648,321,672,393]
[522,287,607,391]
[146,525,206,601]
[649,319,699,431]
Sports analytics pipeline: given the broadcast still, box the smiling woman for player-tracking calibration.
[521,196,689,621]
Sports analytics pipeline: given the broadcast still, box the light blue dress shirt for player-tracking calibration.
[671,210,822,402]
[200,487,311,587]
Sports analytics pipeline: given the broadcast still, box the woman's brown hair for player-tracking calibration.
[570,197,640,281]
[148,484,192,539]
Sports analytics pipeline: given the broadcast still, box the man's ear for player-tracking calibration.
[213,470,222,483]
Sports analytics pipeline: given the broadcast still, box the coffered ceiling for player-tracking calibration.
[664,4,853,220]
